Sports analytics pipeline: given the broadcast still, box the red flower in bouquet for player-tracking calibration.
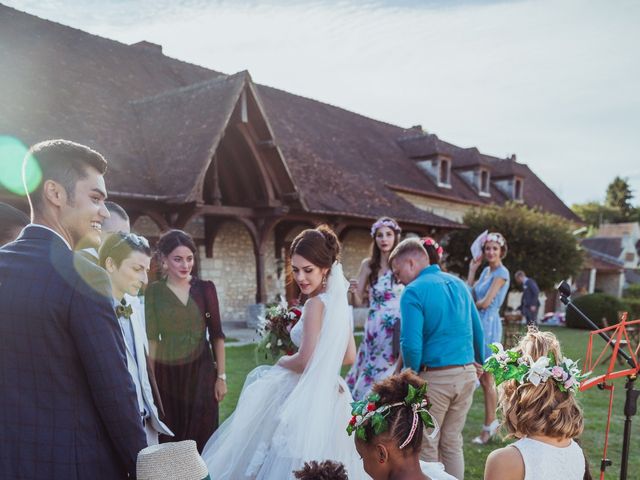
[257,303,302,360]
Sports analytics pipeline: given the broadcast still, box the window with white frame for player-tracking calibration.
[479,169,490,195]
[438,159,451,187]
[514,178,523,200]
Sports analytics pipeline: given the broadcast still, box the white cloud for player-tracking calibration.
[5,0,640,205]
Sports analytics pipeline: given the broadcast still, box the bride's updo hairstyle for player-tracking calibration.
[361,371,427,453]
[290,224,341,272]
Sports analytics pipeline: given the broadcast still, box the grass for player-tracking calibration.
[221,327,639,479]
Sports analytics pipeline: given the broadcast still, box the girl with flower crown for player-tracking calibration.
[483,329,591,480]
[466,231,510,444]
[346,217,404,400]
[349,371,457,480]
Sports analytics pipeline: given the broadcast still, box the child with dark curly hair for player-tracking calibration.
[293,460,349,480]
[349,371,456,480]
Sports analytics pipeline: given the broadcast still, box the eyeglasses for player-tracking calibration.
[110,232,150,251]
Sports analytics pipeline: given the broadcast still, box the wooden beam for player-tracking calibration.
[172,205,198,230]
[197,204,288,218]
[234,123,277,202]
[210,153,222,206]
[204,216,223,258]
[240,89,248,123]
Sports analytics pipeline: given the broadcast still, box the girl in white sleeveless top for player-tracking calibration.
[483,329,592,480]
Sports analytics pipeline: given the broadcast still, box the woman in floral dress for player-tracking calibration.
[345,217,403,400]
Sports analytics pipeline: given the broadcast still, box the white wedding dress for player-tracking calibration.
[202,264,456,480]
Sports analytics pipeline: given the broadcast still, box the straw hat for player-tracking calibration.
[137,440,210,480]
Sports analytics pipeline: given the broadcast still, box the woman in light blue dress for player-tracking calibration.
[467,231,510,444]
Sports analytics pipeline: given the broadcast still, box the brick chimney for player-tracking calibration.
[131,41,163,54]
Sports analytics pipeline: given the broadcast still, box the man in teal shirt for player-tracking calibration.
[390,238,484,480]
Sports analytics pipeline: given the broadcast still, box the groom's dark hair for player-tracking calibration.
[293,460,349,480]
[24,139,107,212]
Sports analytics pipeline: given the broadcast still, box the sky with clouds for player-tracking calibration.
[4,0,639,206]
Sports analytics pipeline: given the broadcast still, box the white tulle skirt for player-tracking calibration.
[202,365,457,480]
[202,364,370,479]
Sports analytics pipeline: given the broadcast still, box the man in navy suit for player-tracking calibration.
[515,270,541,325]
[0,139,147,479]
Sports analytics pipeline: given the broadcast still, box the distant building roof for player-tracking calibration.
[581,237,624,260]
[582,247,624,272]
[0,4,578,227]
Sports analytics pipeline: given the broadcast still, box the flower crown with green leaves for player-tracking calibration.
[346,383,439,448]
[483,342,590,393]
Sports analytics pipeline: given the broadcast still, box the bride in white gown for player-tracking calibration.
[202,226,455,480]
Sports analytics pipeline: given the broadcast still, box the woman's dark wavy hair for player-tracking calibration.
[151,229,199,281]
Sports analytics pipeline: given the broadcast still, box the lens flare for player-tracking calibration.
[0,136,42,196]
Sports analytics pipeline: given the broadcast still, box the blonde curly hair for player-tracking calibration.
[499,330,585,440]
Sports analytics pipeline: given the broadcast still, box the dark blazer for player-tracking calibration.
[0,226,147,479]
[521,277,541,308]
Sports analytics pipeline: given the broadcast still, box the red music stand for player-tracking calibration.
[579,313,640,480]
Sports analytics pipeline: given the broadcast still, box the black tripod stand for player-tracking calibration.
[558,281,638,480]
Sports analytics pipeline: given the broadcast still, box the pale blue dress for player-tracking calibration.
[473,264,510,360]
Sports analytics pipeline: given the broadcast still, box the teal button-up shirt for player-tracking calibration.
[400,264,484,372]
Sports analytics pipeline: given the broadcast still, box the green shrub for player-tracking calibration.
[623,298,640,320]
[565,293,627,330]
[623,283,640,299]
[445,203,583,291]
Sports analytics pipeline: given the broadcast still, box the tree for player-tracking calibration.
[571,201,623,228]
[605,176,634,218]
[572,176,639,227]
[445,203,583,291]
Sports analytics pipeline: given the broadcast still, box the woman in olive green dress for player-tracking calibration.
[146,229,226,452]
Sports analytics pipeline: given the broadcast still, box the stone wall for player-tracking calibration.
[341,228,372,280]
[595,271,624,298]
[198,221,256,324]
[132,217,380,325]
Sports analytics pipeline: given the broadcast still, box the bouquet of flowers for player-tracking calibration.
[256,303,302,360]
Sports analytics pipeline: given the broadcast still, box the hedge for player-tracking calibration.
[565,293,628,330]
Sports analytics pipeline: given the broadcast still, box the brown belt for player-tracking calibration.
[420,362,473,372]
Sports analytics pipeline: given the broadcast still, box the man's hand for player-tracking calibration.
[474,362,484,379]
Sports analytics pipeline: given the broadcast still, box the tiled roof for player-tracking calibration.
[0,4,578,226]
[130,73,248,202]
[582,247,624,272]
[581,237,624,260]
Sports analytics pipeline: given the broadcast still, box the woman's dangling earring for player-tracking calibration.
[322,275,327,288]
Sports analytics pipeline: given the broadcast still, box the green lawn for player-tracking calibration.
[221,327,639,479]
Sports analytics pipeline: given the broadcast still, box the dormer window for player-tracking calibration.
[479,169,490,196]
[514,178,523,201]
[438,159,451,188]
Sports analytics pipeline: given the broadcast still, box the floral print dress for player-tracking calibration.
[346,270,403,400]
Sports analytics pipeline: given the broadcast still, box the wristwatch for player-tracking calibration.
[217,373,227,382]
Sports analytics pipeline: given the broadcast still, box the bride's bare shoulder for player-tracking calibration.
[303,296,325,319]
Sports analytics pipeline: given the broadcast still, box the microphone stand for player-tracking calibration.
[558,281,638,480]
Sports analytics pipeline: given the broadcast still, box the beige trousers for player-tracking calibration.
[419,365,476,480]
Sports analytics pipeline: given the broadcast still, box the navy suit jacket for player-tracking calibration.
[521,277,541,308]
[0,226,147,479]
